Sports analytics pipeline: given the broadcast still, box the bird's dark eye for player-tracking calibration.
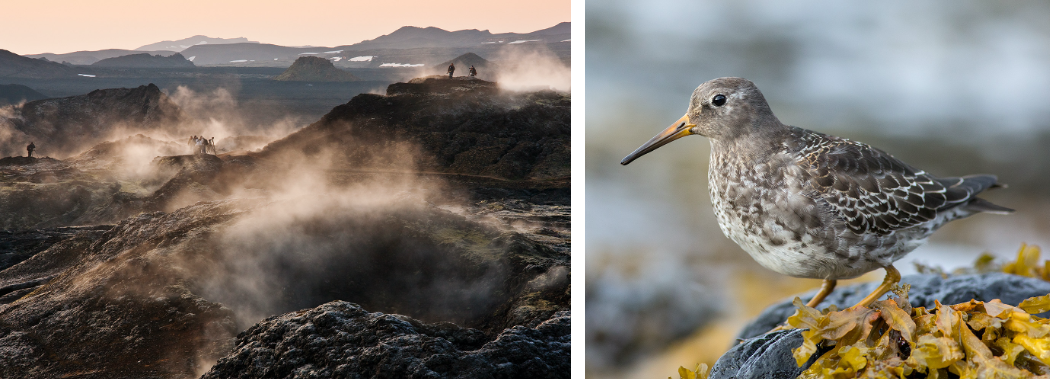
[712,94,727,106]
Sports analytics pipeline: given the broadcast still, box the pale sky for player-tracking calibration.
[1,0,570,55]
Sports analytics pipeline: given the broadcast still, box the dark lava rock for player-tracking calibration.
[274,56,359,82]
[0,225,111,272]
[0,196,568,378]
[711,273,1050,379]
[92,52,195,68]
[0,202,246,379]
[387,76,498,95]
[5,83,183,158]
[201,301,570,379]
[264,78,568,183]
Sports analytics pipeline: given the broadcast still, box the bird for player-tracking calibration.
[620,77,1013,310]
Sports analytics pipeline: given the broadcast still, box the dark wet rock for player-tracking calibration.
[201,301,569,379]
[711,273,1050,379]
[710,329,814,379]
[3,83,183,158]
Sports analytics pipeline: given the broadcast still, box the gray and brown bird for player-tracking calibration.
[621,77,1013,309]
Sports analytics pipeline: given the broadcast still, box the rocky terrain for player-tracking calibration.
[273,56,359,82]
[92,52,195,68]
[0,77,570,378]
[202,302,569,379]
[264,77,569,183]
[0,83,183,158]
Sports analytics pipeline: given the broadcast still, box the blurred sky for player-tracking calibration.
[587,1,1050,376]
[1,0,569,55]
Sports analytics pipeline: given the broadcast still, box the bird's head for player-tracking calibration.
[621,77,779,165]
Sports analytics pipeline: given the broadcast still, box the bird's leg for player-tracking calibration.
[847,265,901,310]
[805,279,837,308]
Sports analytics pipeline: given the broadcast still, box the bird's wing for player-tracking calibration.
[789,129,963,236]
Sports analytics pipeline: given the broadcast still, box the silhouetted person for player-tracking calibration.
[27,142,35,158]
[448,63,455,78]
[469,65,477,77]
[209,137,216,154]
[195,137,204,154]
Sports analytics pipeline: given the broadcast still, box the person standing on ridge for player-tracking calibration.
[469,65,477,77]
[448,63,455,78]
[26,142,35,158]
[209,137,216,154]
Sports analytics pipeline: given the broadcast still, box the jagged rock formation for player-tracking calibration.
[91,52,195,68]
[711,274,1050,379]
[0,84,47,105]
[202,302,570,379]
[2,84,183,158]
[274,56,358,82]
[263,79,570,182]
[0,49,77,78]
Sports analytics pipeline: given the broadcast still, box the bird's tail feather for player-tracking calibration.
[962,197,1014,215]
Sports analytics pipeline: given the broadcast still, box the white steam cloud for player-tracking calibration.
[494,45,571,93]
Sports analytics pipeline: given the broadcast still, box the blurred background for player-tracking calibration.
[585,1,1050,377]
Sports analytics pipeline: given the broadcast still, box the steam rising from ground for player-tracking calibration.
[181,142,507,328]
[494,46,571,92]
[0,103,31,157]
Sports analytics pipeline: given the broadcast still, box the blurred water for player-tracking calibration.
[586,1,1050,377]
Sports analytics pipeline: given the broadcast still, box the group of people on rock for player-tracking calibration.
[188,135,216,155]
[447,63,478,78]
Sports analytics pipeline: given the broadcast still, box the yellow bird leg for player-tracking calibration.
[806,279,837,308]
[848,265,901,310]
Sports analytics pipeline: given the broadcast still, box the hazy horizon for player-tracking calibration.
[2,0,569,55]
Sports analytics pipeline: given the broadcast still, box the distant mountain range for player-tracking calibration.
[21,22,570,68]
[0,49,77,78]
[135,35,258,52]
[26,49,188,66]
[92,53,195,68]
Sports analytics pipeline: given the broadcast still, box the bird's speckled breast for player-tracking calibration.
[706,141,925,280]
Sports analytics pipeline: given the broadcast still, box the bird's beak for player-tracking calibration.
[621,114,695,165]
